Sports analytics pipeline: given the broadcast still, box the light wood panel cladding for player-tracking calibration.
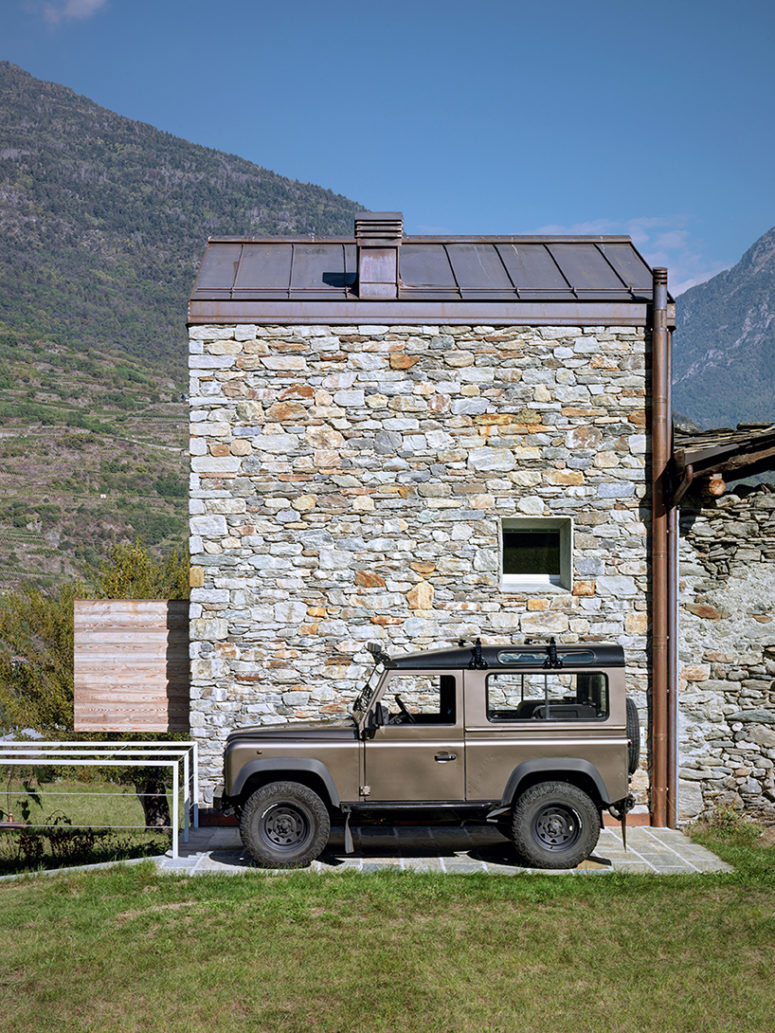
[74,600,190,732]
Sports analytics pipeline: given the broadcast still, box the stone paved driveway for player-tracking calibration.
[160,824,732,876]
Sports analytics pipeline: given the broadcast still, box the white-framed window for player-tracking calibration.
[500,517,573,592]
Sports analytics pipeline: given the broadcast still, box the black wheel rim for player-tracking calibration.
[532,803,581,852]
[260,804,310,850]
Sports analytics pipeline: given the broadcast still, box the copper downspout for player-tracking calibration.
[651,268,670,827]
[668,501,678,827]
[666,324,678,829]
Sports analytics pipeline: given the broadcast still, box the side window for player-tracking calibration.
[501,517,573,591]
[486,671,608,722]
[383,674,456,725]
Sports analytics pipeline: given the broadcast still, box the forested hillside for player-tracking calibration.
[0,62,362,589]
[0,61,360,366]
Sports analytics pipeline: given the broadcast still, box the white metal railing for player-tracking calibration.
[0,741,199,861]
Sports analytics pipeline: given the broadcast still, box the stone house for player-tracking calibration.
[672,425,775,821]
[186,212,678,818]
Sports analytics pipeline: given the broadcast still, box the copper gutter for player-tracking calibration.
[668,498,679,828]
[187,299,661,326]
[666,322,678,829]
[651,268,670,827]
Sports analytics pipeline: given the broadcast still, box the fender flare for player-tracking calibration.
[501,758,612,807]
[230,758,341,808]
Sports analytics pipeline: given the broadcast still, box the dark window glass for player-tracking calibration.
[502,529,560,577]
[486,671,609,722]
[381,674,456,725]
[497,649,597,665]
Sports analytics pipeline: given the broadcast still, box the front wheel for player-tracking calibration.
[512,781,600,869]
[240,781,330,868]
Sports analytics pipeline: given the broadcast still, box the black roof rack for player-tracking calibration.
[385,641,625,671]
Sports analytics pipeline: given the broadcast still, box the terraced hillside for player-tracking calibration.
[0,333,186,589]
[0,62,362,589]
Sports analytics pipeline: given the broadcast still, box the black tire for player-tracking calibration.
[626,697,641,775]
[240,781,330,869]
[512,781,600,869]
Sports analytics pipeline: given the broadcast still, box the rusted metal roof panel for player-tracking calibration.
[234,242,293,293]
[496,243,574,298]
[547,243,628,294]
[194,242,241,296]
[447,243,513,291]
[290,243,356,295]
[189,232,669,324]
[598,242,654,292]
[400,243,456,292]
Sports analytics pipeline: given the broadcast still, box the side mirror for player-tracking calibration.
[364,703,388,738]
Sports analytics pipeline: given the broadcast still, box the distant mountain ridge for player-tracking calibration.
[674,226,775,428]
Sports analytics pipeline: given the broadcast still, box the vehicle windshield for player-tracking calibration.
[351,662,385,718]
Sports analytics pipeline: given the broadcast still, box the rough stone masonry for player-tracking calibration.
[188,322,650,802]
[678,483,775,822]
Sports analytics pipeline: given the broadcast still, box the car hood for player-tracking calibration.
[226,719,358,744]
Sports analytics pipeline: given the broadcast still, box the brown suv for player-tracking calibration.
[215,639,639,869]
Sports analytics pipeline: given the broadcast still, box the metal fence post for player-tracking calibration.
[172,762,179,860]
[182,749,190,844]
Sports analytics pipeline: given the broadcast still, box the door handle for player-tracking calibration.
[434,752,457,762]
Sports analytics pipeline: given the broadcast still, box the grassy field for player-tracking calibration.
[0,777,169,874]
[0,824,773,1033]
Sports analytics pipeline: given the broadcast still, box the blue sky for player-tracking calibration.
[3,0,774,294]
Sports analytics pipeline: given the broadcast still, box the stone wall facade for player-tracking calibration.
[678,483,775,822]
[188,322,651,801]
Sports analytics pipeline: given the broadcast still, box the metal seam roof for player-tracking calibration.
[188,233,672,325]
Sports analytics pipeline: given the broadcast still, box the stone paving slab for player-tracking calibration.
[160,824,732,876]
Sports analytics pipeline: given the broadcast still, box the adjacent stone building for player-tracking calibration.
[672,427,775,822]
[187,213,673,808]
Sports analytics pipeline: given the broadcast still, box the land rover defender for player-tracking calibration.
[215,639,639,869]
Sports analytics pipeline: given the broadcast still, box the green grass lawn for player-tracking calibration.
[0,777,170,874]
[0,825,773,1033]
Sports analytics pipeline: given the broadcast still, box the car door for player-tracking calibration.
[364,669,465,802]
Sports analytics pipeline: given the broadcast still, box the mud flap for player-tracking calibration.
[608,795,635,850]
[343,807,354,854]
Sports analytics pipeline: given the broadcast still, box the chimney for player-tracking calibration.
[355,212,403,298]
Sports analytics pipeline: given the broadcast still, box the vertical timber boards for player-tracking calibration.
[74,600,190,732]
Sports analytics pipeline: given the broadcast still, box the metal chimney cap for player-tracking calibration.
[355,212,404,245]
[355,211,403,223]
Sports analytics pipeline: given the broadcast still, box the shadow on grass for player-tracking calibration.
[0,826,169,876]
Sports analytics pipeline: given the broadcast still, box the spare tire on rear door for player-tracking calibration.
[626,697,641,775]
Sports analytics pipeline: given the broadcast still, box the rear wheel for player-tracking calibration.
[512,781,600,869]
[240,781,330,869]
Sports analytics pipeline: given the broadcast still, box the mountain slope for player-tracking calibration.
[0,61,361,368]
[0,62,362,590]
[674,227,775,428]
